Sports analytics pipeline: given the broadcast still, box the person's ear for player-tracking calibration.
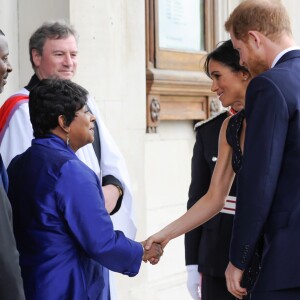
[241,71,250,81]
[31,48,42,67]
[248,31,261,49]
[58,115,70,133]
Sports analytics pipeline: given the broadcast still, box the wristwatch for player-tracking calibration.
[115,185,123,197]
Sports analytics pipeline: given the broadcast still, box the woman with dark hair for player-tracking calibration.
[145,40,254,299]
[7,79,162,300]
[185,39,250,300]
[203,39,249,77]
[204,39,248,112]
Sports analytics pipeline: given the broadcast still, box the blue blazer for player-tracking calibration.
[8,135,143,300]
[230,50,300,292]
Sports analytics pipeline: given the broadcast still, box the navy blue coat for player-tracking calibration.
[230,50,300,291]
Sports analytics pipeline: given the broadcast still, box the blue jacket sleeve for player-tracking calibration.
[55,160,143,276]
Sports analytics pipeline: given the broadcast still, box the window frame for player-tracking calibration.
[146,0,219,132]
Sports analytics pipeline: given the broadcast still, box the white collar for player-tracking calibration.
[271,46,300,68]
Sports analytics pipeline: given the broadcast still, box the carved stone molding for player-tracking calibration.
[146,96,160,133]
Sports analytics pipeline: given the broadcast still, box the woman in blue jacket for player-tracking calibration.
[7,79,162,300]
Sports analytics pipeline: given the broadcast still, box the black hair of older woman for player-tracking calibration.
[29,79,88,138]
[204,39,249,78]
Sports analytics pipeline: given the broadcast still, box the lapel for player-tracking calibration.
[275,50,300,66]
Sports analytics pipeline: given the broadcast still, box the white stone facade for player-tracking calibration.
[0,0,300,299]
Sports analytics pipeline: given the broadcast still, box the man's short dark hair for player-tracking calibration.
[29,21,78,68]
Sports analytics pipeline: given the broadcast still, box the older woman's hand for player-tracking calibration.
[140,241,163,265]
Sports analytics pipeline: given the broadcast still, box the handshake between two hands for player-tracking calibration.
[139,229,170,265]
[140,240,164,265]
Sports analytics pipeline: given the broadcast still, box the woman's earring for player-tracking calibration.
[66,132,70,146]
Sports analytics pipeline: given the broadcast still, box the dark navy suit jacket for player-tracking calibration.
[0,154,25,299]
[230,50,300,291]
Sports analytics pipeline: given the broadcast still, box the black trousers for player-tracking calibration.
[251,288,300,300]
[201,274,235,300]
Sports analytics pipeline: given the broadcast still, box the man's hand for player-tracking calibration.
[225,262,247,299]
[102,184,119,213]
[140,241,163,265]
